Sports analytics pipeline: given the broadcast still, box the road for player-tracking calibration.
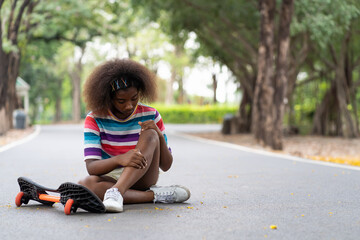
[1,124,360,240]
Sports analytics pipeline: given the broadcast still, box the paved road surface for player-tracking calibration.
[1,124,360,240]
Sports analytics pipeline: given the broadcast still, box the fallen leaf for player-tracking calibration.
[270,225,277,230]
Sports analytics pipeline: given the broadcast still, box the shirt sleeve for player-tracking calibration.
[154,110,172,153]
[84,114,102,160]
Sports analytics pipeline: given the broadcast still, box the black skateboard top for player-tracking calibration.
[58,182,105,213]
[18,177,57,206]
[17,177,105,213]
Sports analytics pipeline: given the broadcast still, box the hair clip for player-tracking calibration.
[111,77,130,92]
[121,78,127,87]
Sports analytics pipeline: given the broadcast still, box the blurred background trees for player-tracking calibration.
[1,0,359,150]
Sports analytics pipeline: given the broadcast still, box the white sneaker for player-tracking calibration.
[103,188,123,212]
[150,185,190,203]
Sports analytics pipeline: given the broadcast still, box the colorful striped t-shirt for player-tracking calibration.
[84,102,170,161]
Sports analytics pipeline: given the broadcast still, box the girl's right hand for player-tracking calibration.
[118,149,147,169]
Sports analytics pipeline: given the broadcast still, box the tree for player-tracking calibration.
[132,0,260,131]
[29,0,105,123]
[0,0,33,134]
[292,0,360,137]
[20,40,64,123]
[0,0,108,132]
[252,0,294,149]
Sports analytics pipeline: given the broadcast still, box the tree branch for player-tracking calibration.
[295,73,322,87]
[202,23,251,69]
[328,44,338,65]
[353,56,360,71]
[0,0,4,48]
[7,0,18,39]
[198,30,254,97]
[9,0,31,44]
[182,0,258,61]
[182,0,208,12]
[30,32,102,47]
[24,0,40,34]
[219,16,258,60]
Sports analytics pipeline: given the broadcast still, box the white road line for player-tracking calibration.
[175,132,360,172]
[0,125,41,153]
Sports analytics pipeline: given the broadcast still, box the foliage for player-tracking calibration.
[152,104,237,124]
[289,78,330,134]
[292,0,360,49]
[1,0,359,140]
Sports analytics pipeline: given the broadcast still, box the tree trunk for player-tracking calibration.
[335,61,358,137]
[0,0,31,134]
[212,73,217,104]
[335,32,358,138]
[166,68,175,105]
[312,82,337,135]
[178,78,185,104]
[54,78,63,123]
[253,0,293,150]
[0,49,10,135]
[237,88,252,133]
[70,46,85,123]
[312,33,359,138]
[174,46,185,105]
[252,0,276,146]
[0,51,20,134]
[272,0,294,149]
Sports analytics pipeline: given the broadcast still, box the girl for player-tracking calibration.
[79,58,190,212]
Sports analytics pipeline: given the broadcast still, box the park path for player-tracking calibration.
[1,124,360,240]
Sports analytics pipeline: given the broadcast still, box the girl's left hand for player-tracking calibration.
[138,120,162,136]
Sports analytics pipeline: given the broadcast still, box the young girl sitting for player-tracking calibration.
[78,58,190,212]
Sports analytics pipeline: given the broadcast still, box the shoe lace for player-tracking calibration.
[105,188,120,201]
[154,189,176,202]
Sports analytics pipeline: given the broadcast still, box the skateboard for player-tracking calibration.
[15,177,105,215]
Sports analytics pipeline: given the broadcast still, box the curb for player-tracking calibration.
[174,131,360,172]
[0,125,41,153]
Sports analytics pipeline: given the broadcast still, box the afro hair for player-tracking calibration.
[83,58,157,116]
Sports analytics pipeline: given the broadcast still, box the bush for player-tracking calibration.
[152,104,238,124]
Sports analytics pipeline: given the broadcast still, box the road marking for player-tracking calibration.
[175,132,360,172]
[0,125,41,153]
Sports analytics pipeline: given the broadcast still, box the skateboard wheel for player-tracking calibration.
[64,199,74,215]
[15,192,25,207]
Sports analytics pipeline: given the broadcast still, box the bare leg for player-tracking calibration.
[79,129,159,203]
[113,129,160,196]
[78,175,115,200]
[79,175,154,203]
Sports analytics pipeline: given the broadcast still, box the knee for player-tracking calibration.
[140,129,159,144]
[78,175,99,187]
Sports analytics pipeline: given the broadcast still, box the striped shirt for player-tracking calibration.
[84,103,170,161]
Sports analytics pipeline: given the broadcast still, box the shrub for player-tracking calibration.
[152,104,238,124]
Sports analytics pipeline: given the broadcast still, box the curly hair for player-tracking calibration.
[83,58,157,116]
